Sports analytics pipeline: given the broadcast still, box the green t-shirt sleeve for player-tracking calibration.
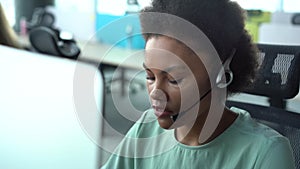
[258,137,295,169]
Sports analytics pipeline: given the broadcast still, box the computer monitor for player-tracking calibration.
[0,45,104,169]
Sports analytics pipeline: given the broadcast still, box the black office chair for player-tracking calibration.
[27,8,80,59]
[226,43,300,169]
[29,26,80,59]
[26,7,55,30]
[292,13,300,25]
[244,44,300,109]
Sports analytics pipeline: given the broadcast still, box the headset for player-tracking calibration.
[172,49,236,121]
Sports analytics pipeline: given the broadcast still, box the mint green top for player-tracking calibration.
[101,107,295,169]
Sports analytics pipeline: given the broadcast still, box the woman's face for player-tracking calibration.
[144,36,211,129]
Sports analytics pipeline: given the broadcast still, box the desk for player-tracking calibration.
[19,36,145,95]
[18,35,144,70]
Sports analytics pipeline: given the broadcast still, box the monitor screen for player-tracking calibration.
[0,45,104,169]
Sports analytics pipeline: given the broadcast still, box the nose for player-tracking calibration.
[150,88,167,101]
[148,76,169,100]
[149,88,168,109]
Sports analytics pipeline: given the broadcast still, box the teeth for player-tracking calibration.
[157,108,164,112]
[170,116,174,122]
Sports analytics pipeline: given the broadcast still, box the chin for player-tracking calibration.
[157,117,174,129]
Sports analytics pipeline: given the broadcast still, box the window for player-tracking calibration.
[283,0,300,12]
[1,0,299,27]
[232,0,282,12]
[55,0,94,13]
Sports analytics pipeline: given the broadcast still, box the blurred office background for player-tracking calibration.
[0,0,299,122]
[1,0,300,166]
[1,0,300,40]
[1,0,300,134]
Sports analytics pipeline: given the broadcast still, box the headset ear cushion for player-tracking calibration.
[225,71,233,83]
[216,70,233,88]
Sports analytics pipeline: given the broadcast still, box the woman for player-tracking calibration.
[101,0,295,168]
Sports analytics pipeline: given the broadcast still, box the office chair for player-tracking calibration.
[226,43,300,169]
[292,13,300,25]
[27,8,80,59]
[26,7,55,30]
[244,44,300,109]
[29,26,80,59]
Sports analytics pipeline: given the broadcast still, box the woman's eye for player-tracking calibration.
[146,76,155,81]
[169,79,183,85]
[145,70,155,82]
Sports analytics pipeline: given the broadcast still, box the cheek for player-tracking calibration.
[146,82,152,95]
[168,87,181,102]
[178,79,202,107]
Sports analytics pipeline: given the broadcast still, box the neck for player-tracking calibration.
[175,107,237,146]
[175,110,208,146]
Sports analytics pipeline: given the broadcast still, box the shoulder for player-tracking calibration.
[229,107,295,168]
[230,107,285,139]
[227,107,292,152]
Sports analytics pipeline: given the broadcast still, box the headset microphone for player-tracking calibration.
[172,49,236,122]
[172,88,211,121]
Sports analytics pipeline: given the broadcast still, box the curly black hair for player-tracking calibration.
[139,0,258,95]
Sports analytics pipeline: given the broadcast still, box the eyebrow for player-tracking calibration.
[142,63,187,74]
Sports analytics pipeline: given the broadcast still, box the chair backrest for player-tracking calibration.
[244,43,300,108]
[227,43,300,169]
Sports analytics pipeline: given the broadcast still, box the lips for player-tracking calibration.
[153,106,175,118]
